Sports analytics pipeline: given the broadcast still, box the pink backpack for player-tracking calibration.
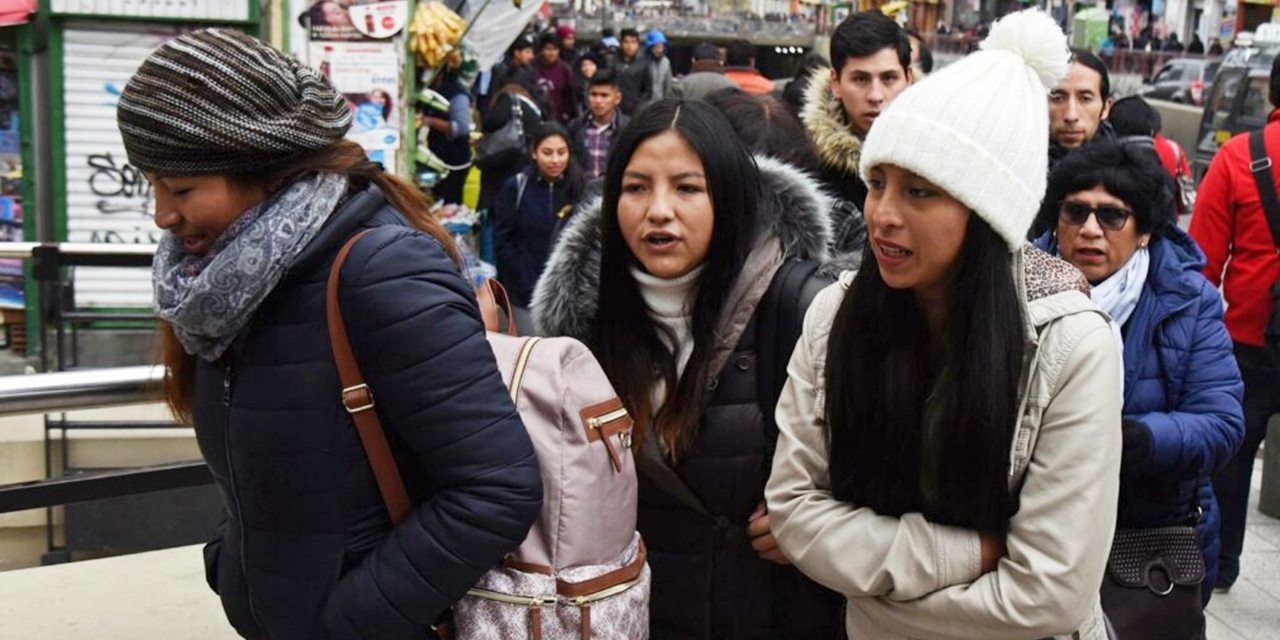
[454,281,649,640]
[325,249,648,640]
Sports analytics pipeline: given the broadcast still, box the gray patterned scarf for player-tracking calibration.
[153,172,349,361]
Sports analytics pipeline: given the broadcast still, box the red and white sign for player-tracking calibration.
[349,1,409,39]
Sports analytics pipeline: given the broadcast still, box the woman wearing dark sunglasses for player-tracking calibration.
[1034,140,1244,624]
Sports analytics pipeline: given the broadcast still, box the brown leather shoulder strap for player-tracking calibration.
[475,279,519,336]
[327,229,413,526]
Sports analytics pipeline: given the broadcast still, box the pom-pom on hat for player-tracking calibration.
[117,28,351,177]
[858,9,1069,251]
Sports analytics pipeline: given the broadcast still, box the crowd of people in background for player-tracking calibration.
[121,6,1280,639]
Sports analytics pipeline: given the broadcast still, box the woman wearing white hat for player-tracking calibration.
[766,10,1121,639]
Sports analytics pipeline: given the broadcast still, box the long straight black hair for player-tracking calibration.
[590,99,761,456]
[530,121,586,205]
[824,214,1024,534]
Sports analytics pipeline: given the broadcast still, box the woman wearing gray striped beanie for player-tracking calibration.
[119,28,542,640]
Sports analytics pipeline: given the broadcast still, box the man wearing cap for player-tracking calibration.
[675,42,736,100]
[557,25,580,69]
[645,29,673,101]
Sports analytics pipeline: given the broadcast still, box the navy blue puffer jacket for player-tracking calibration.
[193,184,542,640]
[1037,227,1244,591]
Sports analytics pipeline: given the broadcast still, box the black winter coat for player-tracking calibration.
[194,184,542,640]
[531,157,850,640]
[635,312,845,640]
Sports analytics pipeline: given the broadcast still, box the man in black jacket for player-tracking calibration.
[615,28,651,116]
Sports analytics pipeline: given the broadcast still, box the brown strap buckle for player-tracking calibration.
[342,384,376,413]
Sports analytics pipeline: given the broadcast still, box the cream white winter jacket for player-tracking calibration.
[766,246,1122,640]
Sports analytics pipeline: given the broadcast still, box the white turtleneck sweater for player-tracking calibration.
[631,264,703,408]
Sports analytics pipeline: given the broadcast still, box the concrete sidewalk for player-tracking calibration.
[1206,464,1280,640]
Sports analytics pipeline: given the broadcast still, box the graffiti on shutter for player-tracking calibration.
[64,25,178,307]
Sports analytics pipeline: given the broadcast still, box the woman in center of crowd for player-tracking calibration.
[532,99,845,639]
[767,10,1123,640]
[493,122,585,308]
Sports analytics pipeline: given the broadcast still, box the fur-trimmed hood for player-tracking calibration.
[801,67,862,178]
[532,155,836,340]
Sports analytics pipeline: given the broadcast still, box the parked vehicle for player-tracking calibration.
[1139,57,1220,106]
[1195,27,1280,179]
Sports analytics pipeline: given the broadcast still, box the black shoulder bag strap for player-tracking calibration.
[1248,129,1280,354]
[1248,129,1280,247]
[757,259,823,479]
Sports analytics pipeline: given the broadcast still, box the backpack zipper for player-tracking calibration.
[466,588,557,607]
[586,407,629,431]
[587,406,631,472]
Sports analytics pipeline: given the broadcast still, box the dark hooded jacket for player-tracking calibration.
[800,67,868,210]
[194,183,542,640]
[1035,226,1244,597]
[531,157,849,640]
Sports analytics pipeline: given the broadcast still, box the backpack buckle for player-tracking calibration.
[1251,157,1273,173]
[342,384,375,413]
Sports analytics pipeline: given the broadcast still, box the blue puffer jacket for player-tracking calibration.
[193,184,542,640]
[1036,227,1244,591]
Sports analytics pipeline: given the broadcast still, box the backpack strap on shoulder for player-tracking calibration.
[757,259,824,473]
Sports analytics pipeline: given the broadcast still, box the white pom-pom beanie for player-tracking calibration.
[858,9,1069,251]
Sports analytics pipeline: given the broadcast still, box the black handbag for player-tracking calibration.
[1099,521,1206,640]
[1247,129,1280,359]
[474,97,526,171]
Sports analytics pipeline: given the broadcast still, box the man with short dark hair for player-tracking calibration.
[723,40,775,94]
[801,11,912,208]
[534,31,576,123]
[1192,54,1280,595]
[1049,50,1114,163]
[569,69,629,179]
[482,35,538,120]
[675,42,736,100]
[615,27,651,115]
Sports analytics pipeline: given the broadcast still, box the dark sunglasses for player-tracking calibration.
[1058,201,1134,231]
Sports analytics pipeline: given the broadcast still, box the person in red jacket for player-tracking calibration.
[1189,55,1280,594]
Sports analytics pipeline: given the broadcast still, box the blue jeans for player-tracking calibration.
[1212,343,1280,586]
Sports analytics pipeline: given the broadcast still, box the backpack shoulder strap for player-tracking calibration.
[515,173,529,212]
[757,259,824,454]
[327,229,412,526]
[1248,128,1280,249]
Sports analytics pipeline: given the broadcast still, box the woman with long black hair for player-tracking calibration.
[492,122,585,307]
[767,11,1122,640]
[532,98,845,639]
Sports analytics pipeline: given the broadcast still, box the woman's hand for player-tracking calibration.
[979,533,1006,573]
[423,116,452,134]
[748,501,791,565]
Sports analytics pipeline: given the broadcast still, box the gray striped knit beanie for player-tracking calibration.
[117,28,352,176]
